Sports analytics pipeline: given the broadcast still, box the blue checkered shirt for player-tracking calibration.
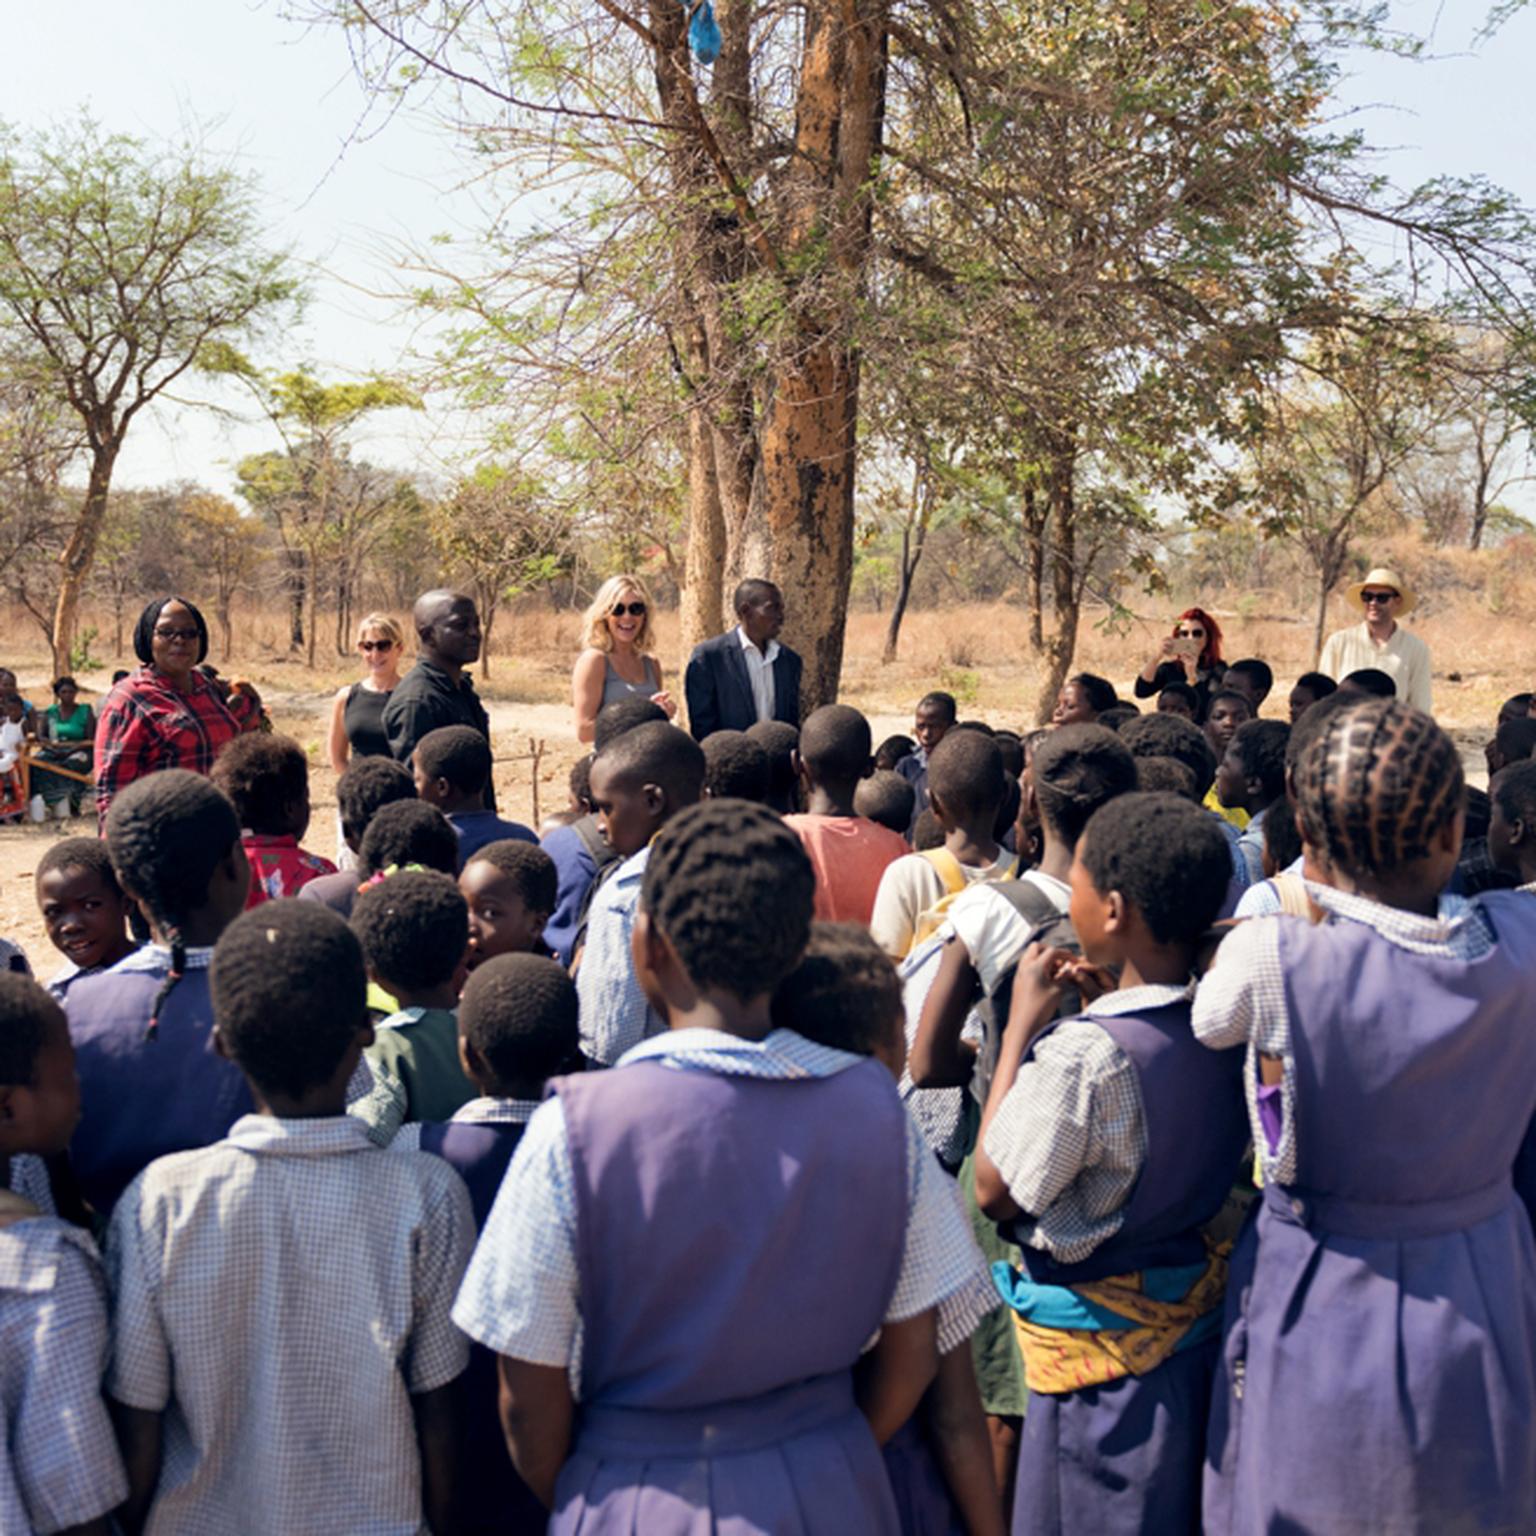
[575,845,663,1066]
[106,1114,475,1536]
[1194,885,1496,1185]
[453,1028,987,1387]
[0,1217,127,1532]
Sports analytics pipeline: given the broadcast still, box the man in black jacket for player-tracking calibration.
[684,579,802,740]
[383,590,496,806]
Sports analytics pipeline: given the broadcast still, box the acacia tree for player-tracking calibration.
[184,492,267,658]
[429,463,572,677]
[0,121,298,670]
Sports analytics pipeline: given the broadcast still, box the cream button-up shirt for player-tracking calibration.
[1318,621,1432,714]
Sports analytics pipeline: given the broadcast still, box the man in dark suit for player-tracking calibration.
[684,579,802,740]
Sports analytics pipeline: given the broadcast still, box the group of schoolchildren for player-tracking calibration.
[2,625,1536,1536]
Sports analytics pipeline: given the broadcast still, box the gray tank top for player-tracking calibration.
[602,655,659,708]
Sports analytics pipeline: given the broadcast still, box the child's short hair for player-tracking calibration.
[1230,719,1290,801]
[994,774,1022,843]
[337,757,417,849]
[1157,681,1199,716]
[464,840,558,916]
[210,734,309,835]
[1293,671,1338,705]
[874,735,914,771]
[1284,690,1359,782]
[593,695,667,752]
[1494,759,1536,831]
[1069,673,1119,714]
[415,725,492,797]
[1096,704,1140,733]
[993,731,1024,777]
[1079,792,1231,945]
[569,753,594,812]
[927,729,1006,823]
[597,721,707,805]
[956,719,995,736]
[1495,718,1536,765]
[1206,687,1255,719]
[1135,755,1200,802]
[459,952,579,1085]
[35,836,121,898]
[358,800,459,878]
[105,771,240,933]
[640,800,813,998]
[351,868,468,993]
[799,704,872,784]
[0,974,61,1087]
[917,691,958,722]
[1118,713,1217,796]
[1295,699,1462,877]
[213,903,366,1097]
[854,769,915,835]
[1031,724,1138,847]
[745,720,800,809]
[1499,692,1535,725]
[1341,667,1396,698]
[771,922,902,1059]
[701,731,771,802]
[912,809,944,849]
[1263,799,1303,873]
[1225,658,1274,699]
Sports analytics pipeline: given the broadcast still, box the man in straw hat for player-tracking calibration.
[1318,566,1432,713]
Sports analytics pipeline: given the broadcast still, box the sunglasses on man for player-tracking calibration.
[1361,590,1397,606]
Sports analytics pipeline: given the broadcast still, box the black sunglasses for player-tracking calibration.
[1361,590,1397,605]
[1176,628,1205,638]
[612,602,646,618]
[359,638,395,652]
[154,627,200,642]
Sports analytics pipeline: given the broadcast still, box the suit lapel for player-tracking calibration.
[720,634,755,718]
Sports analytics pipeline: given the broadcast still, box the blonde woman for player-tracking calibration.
[572,574,676,743]
[327,612,406,862]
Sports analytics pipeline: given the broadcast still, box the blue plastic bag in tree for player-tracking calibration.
[689,0,721,64]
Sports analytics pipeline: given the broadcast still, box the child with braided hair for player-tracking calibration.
[1196,697,1536,1534]
[453,800,983,1532]
[63,770,254,1215]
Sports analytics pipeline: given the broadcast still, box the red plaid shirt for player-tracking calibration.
[93,667,243,826]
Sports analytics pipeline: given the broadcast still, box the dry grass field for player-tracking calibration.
[0,554,1529,967]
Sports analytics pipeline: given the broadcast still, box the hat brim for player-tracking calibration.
[1346,573,1415,617]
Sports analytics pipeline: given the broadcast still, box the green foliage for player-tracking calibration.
[67,626,99,673]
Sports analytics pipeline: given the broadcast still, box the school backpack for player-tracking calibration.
[908,847,1016,955]
[569,813,624,960]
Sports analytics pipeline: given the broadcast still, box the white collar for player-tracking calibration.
[1084,980,1196,1018]
[735,625,781,665]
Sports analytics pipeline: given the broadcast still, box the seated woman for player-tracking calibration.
[1134,608,1226,720]
[570,573,675,744]
[32,676,95,819]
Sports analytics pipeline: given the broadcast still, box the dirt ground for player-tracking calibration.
[0,596,1518,971]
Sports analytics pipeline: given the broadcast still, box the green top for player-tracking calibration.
[364,1006,475,1124]
[45,702,92,742]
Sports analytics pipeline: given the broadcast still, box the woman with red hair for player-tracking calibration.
[1133,607,1226,720]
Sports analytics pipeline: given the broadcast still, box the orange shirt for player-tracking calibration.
[784,814,911,925]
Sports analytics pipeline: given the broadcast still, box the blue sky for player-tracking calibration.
[6,0,1535,497]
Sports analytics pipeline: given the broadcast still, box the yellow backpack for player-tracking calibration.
[907,847,1015,955]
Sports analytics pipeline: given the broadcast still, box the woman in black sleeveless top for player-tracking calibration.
[326,612,405,861]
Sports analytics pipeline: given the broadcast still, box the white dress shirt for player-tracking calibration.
[1318,621,1432,713]
[735,625,780,723]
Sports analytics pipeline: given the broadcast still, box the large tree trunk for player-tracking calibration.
[1312,574,1331,665]
[52,440,120,674]
[286,547,306,651]
[1023,485,1046,652]
[1032,442,1078,724]
[680,393,726,669]
[305,556,319,670]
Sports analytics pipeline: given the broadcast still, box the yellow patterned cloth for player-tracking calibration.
[1010,1244,1229,1395]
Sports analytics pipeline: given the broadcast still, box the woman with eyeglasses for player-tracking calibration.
[325,613,407,863]
[572,574,675,743]
[1133,606,1227,721]
[92,597,243,827]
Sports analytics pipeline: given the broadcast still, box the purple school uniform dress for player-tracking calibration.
[453,1028,986,1536]
[401,1098,546,1536]
[64,947,253,1215]
[992,995,1247,1536]
[1197,890,1536,1535]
